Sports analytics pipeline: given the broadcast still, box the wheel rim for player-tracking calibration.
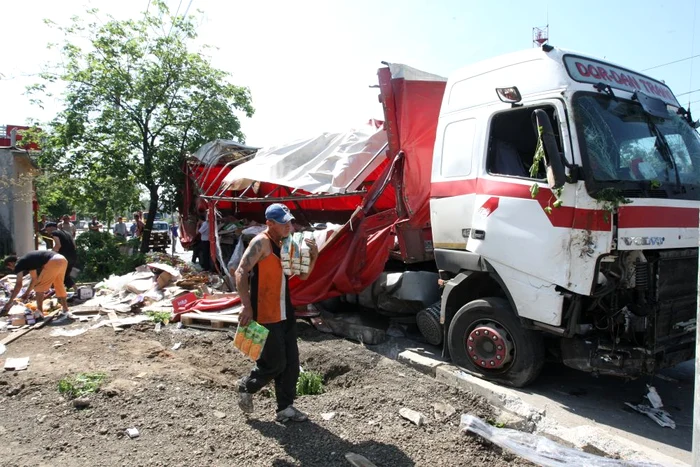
[466,321,514,370]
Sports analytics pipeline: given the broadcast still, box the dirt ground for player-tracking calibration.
[0,317,529,467]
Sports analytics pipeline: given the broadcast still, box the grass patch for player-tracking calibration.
[296,370,324,396]
[146,311,172,324]
[486,418,506,428]
[58,372,106,399]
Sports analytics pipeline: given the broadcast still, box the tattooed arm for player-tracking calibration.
[235,234,270,326]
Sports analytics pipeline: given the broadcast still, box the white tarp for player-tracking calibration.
[192,139,258,165]
[222,122,388,194]
[388,63,447,82]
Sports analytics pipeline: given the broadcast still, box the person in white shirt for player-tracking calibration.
[59,215,76,239]
[198,219,211,271]
[113,217,128,239]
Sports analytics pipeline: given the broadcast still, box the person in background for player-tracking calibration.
[36,214,47,232]
[190,216,204,264]
[1,251,70,320]
[37,214,53,250]
[198,216,211,271]
[88,216,102,232]
[113,216,128,240]
[45,222,78,290]
[234,203,319,423]
[59,215,77,239]
[133,214,145,238]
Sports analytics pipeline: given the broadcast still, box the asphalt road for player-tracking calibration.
[520,359,695,464]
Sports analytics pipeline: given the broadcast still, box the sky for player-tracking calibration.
[1,0,699,148]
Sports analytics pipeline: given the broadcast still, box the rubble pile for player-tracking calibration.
[0,256,243,343]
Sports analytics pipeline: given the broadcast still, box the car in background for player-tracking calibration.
[149,221,171,252]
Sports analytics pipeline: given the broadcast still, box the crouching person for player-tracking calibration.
[1,251,71,321]
[233,204,318,423]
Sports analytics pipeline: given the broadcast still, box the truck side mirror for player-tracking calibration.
[532,109,566,189]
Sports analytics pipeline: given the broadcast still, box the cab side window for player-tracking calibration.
[487,105,561,179]
[440,118,476,177]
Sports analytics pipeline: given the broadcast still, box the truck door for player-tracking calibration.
[470,101,576,325]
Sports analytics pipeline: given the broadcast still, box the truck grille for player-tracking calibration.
[653,249,697,345]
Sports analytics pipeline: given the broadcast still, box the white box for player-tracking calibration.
[77,287,94,300]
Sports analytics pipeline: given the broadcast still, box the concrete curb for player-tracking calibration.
[397,350,688,467]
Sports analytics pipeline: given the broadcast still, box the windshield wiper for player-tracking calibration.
[645,118,682,192]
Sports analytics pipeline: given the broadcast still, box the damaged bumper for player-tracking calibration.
[560,336,695,378]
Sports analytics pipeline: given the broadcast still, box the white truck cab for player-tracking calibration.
[431,46,699,386]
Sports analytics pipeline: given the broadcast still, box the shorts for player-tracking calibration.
[35,255,68,298]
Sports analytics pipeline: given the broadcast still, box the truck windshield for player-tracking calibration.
[572,93,700,192]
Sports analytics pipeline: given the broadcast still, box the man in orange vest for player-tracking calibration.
[234,204,318,423]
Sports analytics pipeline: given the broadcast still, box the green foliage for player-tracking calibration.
[58,372,106,399]
[34,170,141,222]
[296,370,324,396]
[146,311,172,324]
[594,188,632,223]
[530,126,564,215]
[75,231,146,281]
[529,184,539,198]
[529,126,546,179]
[28,0,255,253]
[486,418,506,428]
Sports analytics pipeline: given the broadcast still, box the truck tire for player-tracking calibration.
[417,302,443,345]
[447,297,544,387]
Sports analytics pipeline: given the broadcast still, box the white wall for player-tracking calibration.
[0,149,36,256]
[12,153,34,256]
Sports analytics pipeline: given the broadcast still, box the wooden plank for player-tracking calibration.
[34,310,60,329]
[107,311,124,332]
[1,328,33,346]
[182,316,226,329]
[0,310,60,346]
[183,323,231,332]
[181,312,239,324]
[68,305,104,315]
[181,312,239,331]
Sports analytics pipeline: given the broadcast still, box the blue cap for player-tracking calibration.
[265,203,294,224]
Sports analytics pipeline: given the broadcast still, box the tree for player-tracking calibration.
[28,1,254,252]
[34,169,142,224]
[0,170,37,205]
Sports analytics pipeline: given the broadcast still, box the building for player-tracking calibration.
[0,125,39,257]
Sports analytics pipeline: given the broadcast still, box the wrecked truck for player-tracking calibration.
[188,45,699,387]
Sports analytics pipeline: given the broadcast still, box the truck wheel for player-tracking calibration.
[447,297,544,387]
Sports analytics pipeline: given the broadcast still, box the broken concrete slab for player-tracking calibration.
[432,402,456,420]
[399,407,425,427]
[397,350,444,377]
[435,364,544,422]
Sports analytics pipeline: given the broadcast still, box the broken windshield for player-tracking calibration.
[572,93,700,191]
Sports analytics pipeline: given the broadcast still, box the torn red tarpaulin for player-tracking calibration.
[172,296,241,322]
[185,63,445,304]
[288,207,397,306]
